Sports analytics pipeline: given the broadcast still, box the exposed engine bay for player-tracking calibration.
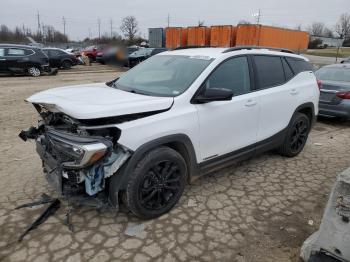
[19,103,132,202]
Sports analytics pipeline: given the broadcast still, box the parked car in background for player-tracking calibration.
[20,47,319,219]
[128,48,168,67]
[0,44,50,76]
[42,48,79,69]
[316,63,350,120]
[81,45,104,62]
[340,57,350,64]
[102,46,141,66]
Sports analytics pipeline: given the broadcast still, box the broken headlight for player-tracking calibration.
[44,130,112,169]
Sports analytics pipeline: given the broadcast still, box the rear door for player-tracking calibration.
[0,48,6,72]
[5,47,28,72]
[253,55,299,141]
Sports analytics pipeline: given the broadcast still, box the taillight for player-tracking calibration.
[316,79,322,90]
[336,91,350,99]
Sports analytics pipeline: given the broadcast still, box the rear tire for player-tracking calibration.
[61,60,72,69]
[124,147,187,219]
[27,67,41,77]
[278,112,310,157]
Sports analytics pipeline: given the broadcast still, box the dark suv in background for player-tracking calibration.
[0,44,50,76]
[42,48,78,69]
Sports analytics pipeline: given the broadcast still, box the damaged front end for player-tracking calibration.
[19,105,131,206]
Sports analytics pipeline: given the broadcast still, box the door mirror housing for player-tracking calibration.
[192,88,233,104]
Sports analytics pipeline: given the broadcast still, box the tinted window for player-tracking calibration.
[0,48,4,57]
[24,49,34,55]
[286,57,313,74]
[8,48,25,56]
[254,56,285,89]
[204,56,251,95]
[49,50,63,56]
[282,58,294,80]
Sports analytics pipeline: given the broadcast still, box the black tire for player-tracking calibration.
[61,60,72,69]
[124,146,187,219]
[278,112,310,157]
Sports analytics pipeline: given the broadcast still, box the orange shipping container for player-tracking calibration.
[187,27,210,46]
[165,27,188,49]
[210,25,236,47]
[235,25,309,51]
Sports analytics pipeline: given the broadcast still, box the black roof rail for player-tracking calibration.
[222,46,294,54]
[172,46,214,50]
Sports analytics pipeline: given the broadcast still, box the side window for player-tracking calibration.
[0,48,4,57]
[282,58,294,81]
[24,49,34,55]
[7,48,26,56]
[254,55,285,89]
[285,57,313,74]
[204,56,251,95]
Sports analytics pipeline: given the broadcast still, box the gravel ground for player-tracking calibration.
[0,64,349,262]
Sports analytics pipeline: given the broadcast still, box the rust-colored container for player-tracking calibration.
[235,25,309,51]
[165,27,188,49]
[187,26,210,46]
[210,25,236,47]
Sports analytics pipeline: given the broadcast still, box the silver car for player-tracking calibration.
[316,64,350,120]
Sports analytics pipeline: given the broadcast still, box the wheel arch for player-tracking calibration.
[294,102,315,126]
[108,134,199,207]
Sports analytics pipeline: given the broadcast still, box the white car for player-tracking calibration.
[20,47,320,219]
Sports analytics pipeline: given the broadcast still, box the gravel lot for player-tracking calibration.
[0,64,349,262]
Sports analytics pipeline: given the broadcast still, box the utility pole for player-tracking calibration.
[62,16,66,37]
[37,11,41,35]
[98,18,101,39]
[167,14,170,28]
[257,9,261,24]
[88,28,92,39]
[110,19,113,38]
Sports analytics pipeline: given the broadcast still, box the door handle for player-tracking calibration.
[290,89,299,95]
[245,99,257,107]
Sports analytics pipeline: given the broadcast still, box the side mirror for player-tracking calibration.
[192,88,233,104]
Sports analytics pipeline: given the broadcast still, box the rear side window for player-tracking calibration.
[282,58,294,81]
[0,48,4,57]
[7,48,25,56]
[285,57,313,74]
[254,55,285,89]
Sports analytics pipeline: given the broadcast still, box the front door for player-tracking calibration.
[195,56,260,162]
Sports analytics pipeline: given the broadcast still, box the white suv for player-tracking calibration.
[20,47,319,219]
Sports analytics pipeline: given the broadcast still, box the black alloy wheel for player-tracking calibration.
[139,160,182,210]
[121,146,187,219]
[290,118,309,154]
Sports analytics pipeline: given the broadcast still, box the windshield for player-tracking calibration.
[131,48,153,56]
[316,67,350,82]
[114,55,213,96]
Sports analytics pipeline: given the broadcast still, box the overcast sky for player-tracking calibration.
[1,0,349,40]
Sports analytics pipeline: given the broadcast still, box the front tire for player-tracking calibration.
[27,67,41,77]
[124,147,187,219]
[61,60,72,69]
[278,112,310,157]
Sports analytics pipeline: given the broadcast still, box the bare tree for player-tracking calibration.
[307,22,324,36]
[323,27,334,38]
[120,16,138,41]
[238,20,251,25]
[198,20,205,26]
[335,13,350,39]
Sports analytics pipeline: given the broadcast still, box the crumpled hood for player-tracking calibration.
[26,83,173,119]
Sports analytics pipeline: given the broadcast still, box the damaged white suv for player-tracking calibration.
[20,47,319,219]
